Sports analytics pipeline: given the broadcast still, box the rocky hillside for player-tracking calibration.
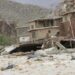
[0,0,50,27]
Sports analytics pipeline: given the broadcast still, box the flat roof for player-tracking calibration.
[27,17,62,23]
[27,18,53,23]
[27,14,62,23]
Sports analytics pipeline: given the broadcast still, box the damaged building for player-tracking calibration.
[6,0,75,53]
[28,17,60,43]
[58,0,75,48]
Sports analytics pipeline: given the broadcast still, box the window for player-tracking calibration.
[71,13,75,18]
[63,16,67,22]
[43,20,50,27]
[31,25,34,29]
[32,31,36,38]
[50,20,54,26]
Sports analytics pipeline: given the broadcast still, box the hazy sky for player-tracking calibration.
[11,0,60,8]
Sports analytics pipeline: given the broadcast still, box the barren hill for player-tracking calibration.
[0,0,50,27]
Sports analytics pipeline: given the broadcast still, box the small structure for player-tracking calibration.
[16,26,30,43]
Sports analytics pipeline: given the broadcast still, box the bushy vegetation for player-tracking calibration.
[0,35,12,46]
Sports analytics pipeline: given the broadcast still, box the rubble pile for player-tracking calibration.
[0,47,75,75]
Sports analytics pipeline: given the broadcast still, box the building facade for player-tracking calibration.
[60,11,75,38]
[28,18,60,43]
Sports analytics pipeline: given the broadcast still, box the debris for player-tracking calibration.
[12,52,27,56]
[71,53,75,60]
[27,54,36,59]
[0,46,4,54]
[49,55,54,60]
[34,50,47,57]
[35,58,43,61]
[55,42,66,50]
[44,47,58,54]
[27,47,59,59]
[25,61,32,65]
[1,63,15,71]
[0,52,74,75]
[1,45,18,55]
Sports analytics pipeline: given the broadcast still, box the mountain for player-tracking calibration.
[0,0,50,27]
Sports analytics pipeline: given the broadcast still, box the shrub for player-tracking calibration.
[0,35,11,46]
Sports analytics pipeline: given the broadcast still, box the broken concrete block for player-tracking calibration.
[1,63,15,71]
[71,53,75,60]
[55,42,66,50]
[1,45,17,55]
[34,50,47,57]
[44,47,58,54]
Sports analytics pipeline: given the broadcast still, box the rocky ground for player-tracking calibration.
[0,50,75,75]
